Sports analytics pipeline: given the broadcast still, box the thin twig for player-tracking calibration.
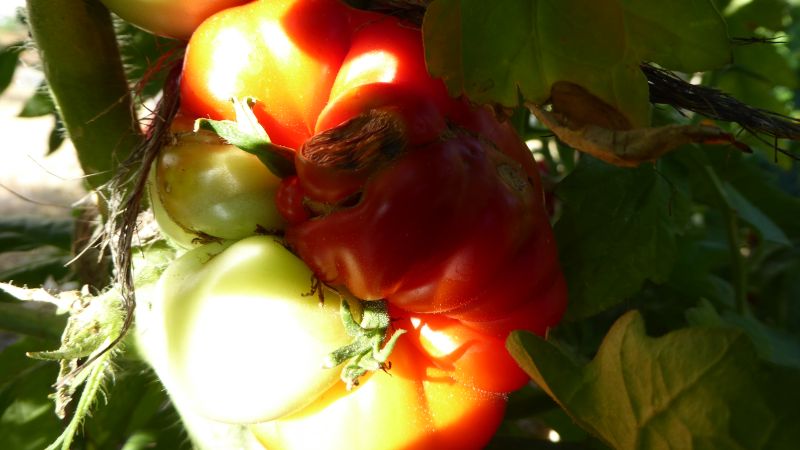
[642,63,800,151]
[57,60,183,386]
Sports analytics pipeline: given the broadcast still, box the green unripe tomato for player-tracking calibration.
[151,130,284,249]
[142,236,353,424]
[100,0,249,40]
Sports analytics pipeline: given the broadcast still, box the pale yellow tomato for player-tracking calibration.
[143,237,353,424]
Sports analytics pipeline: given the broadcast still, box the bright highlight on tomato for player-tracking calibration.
[250,337,507,450]
[149,237,353,424]
[180,0,354,148]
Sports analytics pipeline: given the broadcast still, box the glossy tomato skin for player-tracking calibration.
[180,5,459,148]
[180,0,353,149]
[284,131,567,340]
[325,14,454,116]
[315,82,446,144]
[146,236,353,424]
[395,311,531,393]
[249,337,506,450]
[101,0,249,40]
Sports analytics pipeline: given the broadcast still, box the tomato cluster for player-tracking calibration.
[120,0,568,449]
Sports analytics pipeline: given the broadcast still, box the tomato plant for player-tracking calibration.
[12,1,800,450]
[179,0,568,342]
[100,0,250,40]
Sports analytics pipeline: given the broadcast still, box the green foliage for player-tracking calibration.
[0,346,189,450]
[0,217,73,253]
[0,218,74,299]
[554,157,691,320]
[460,2,800,447]
[424,0,730,126]
[509,311,800,450]
[79,361,190,450]
[0,42,23,96]
[0,338,63,450]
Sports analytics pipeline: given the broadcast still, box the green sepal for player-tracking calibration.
[195,98,297,178]
[324,299,406,390]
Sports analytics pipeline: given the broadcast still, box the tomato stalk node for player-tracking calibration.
[324,299,406,390]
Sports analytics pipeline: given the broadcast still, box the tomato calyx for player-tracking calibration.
[324,299,406,390]
[297,109,407,205]
[195,98,297,178]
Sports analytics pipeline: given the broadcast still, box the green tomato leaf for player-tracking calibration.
[18,82,56,118]
[713,44,798,115]
[719,181,791,246]
[424,0,730,127]
[709,1,797,117]
[0,42,23,96]
[723,0,789,34]
[45,350,113,450]
[0,219,74,292]
[48,117,65,155]
[686,299,800,370]
[195,98,296,178]
[0,252,71,287]
[554,157,688,320]
[117,22,176,101]
[0,217,74,253]
[508,311,800,450]
[0,338,62,450]
[684,149,800,240]
[667,232,736,310]
[80,362,189,450]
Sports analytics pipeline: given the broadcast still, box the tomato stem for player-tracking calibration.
[26,0,142,190]
[323,299,406,390]
[702,164,749,314]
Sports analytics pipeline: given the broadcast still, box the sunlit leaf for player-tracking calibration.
[424,0,730,127]
[509,311,800,449]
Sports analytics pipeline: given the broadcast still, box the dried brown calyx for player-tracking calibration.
[297,109,409,204]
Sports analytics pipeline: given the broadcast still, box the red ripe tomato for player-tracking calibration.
[283,130,567,340]
[396,310,531,393]
[325,13,454,115]
[249,337,506,450]
[180,0,354,149]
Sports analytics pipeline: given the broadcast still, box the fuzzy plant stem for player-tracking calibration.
[26,0,142,191]
[703,165,749,315]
